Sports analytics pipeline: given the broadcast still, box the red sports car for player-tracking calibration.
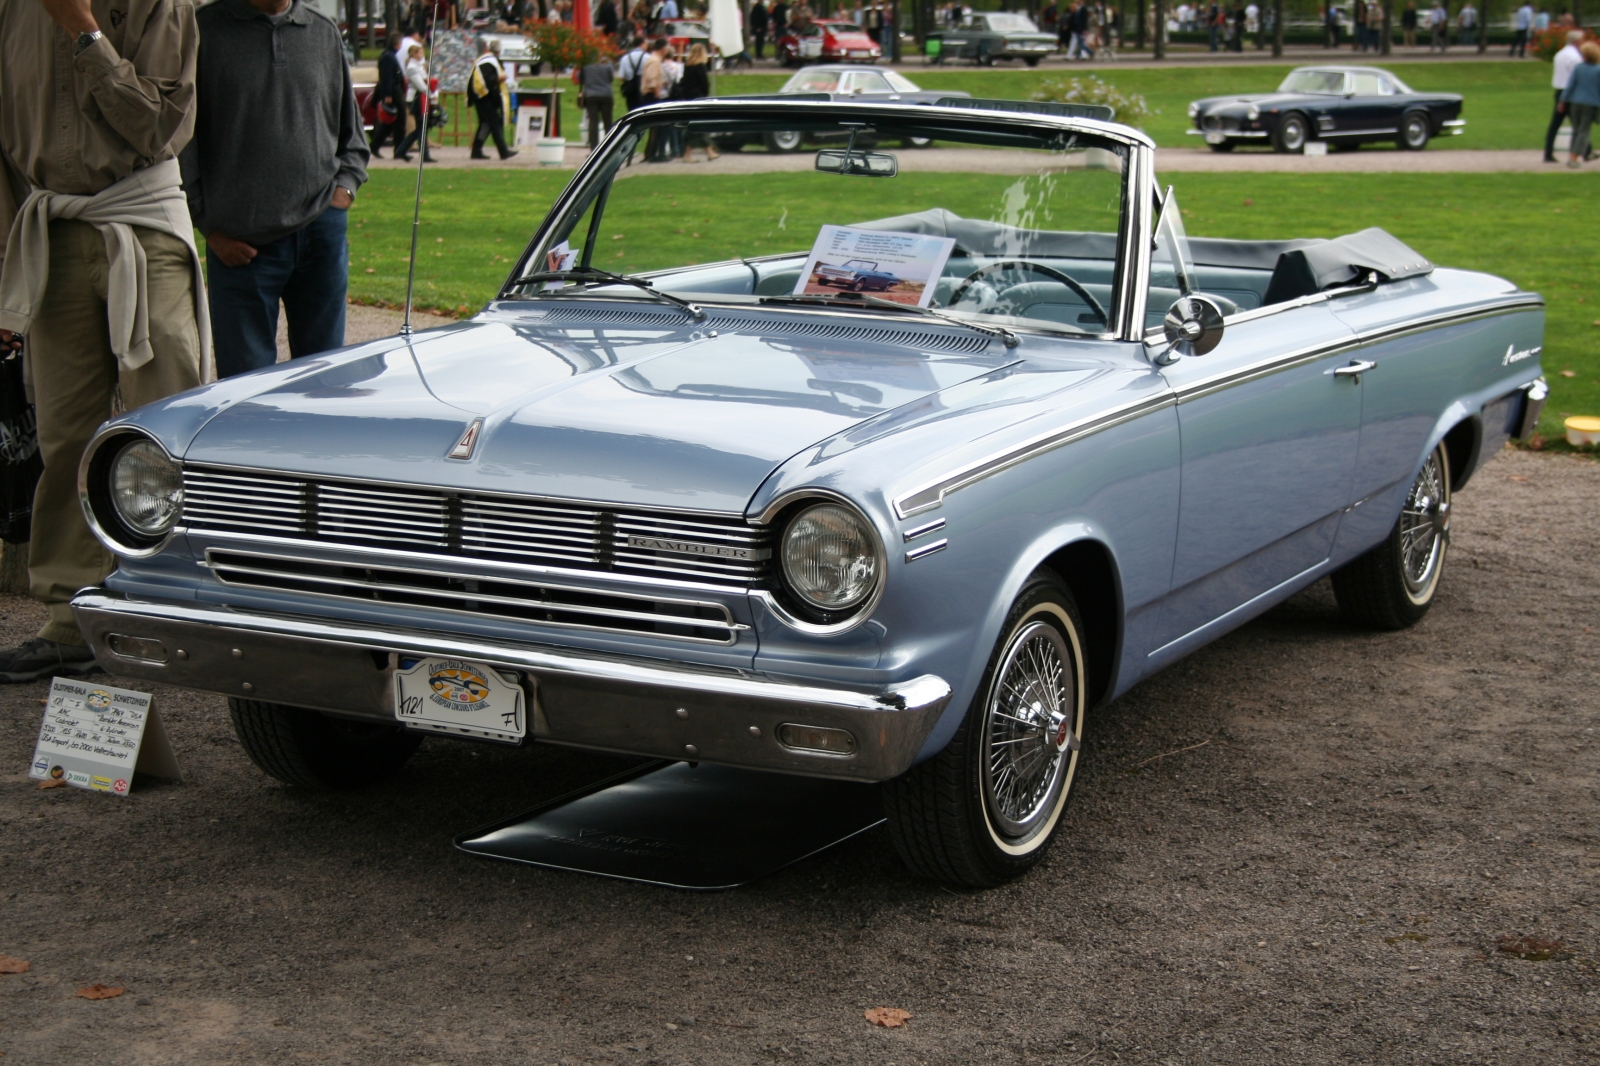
[777,19,881,66]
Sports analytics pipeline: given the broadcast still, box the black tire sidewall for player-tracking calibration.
[1275,114,1307,153]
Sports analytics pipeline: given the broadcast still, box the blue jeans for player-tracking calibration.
[208,205,349,378]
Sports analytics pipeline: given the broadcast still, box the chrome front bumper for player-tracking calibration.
[70,590,951,782]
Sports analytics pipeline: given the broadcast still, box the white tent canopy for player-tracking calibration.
[708,0,744,56]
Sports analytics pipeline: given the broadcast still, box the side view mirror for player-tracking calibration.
[1154,296,1225,365]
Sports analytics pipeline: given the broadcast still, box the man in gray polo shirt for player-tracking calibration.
[180,0,369,377]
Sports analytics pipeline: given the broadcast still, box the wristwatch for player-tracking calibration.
[335,183,357,203]
[74,30,104,54]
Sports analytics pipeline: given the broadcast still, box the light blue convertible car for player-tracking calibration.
[73,99,1546,887]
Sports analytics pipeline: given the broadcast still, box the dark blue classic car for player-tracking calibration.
[1189,66,1465,152]
[74,99,1542,888]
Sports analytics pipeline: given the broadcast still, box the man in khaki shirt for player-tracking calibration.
[0,0,206,681]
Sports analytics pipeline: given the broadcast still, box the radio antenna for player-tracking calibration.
[399,13,441,338]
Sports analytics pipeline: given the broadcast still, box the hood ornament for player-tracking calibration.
[447,418,484,460]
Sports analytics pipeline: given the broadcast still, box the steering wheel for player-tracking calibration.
[946,259,1109,326]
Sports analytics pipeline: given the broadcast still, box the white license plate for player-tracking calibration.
[1204,132,1227,145]
[394,657,526,743]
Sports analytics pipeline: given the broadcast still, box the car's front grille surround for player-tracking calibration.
[204,549,747,644]
[182,466,773,589]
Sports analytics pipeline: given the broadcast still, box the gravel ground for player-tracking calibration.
[1,446,1597,1065]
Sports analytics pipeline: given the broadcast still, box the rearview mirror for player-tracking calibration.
[815,149,899,177]
[1154,296,1225,365]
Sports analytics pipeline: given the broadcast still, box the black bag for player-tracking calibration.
[0,352,41,544]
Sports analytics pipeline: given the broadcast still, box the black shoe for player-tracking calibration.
[0,637,103,683]
[1545,155,1559,163]
[395,153,412,162]
[471,150,490,159]
[499,149,519,159]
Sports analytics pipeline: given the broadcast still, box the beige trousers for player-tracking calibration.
[27,218,201,644]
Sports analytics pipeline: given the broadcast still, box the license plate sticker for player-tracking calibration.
[394,657,525,742]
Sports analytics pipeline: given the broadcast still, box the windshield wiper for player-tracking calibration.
[521,267,707,321]
[761,292,1020,348]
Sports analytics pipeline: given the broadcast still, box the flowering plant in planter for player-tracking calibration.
[526,21,610,92]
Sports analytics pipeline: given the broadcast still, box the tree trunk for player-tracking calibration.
[1381,0,1392,52]
[1153,0,1165,56]
[1136,0,1145,48]
[1478,0,1490,50]
[346,0,361,55]
[1271,0,1283,55]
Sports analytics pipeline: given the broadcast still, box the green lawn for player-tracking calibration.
[711,60,1553,149]
[348,168,1597,438]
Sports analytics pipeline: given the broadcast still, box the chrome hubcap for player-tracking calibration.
[982,620,1078,839]
[1400,451,1449,596]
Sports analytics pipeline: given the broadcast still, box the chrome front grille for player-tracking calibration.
[205,549,746,644]
[181,467,773,588]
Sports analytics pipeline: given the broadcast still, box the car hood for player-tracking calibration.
[179,312,1017,514]
[1196,92,1324,112]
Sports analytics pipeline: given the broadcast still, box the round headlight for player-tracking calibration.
[1246,104,1260,121]
[110,439,182,536]
[780,502,880,612]
[1188,101,1200,118]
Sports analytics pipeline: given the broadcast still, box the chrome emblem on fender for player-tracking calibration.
[447,418,484,460]
[627,535,771,561]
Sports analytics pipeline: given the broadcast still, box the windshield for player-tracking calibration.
[784,69,844,92]
[826,21,864,31]
[1277,70,1348,95]
[514,112,1130,337]
[987,13,1041,30]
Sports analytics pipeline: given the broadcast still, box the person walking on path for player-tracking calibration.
[0,0,210,679]
[1401,0,1418,46]
[370,33,407,158]
[1456,0,1476,45]
[469,38,518,160]
[579,54,616,150]
[617,36,648,111]
[395,43,436,162]
[1510,0,1532,55]
[1559,40,1600,167]
[182,0,369,379]
[1546,30,1585,162]
[1427,0,1447,51]
[675,43,718,161]
[749,0,768,57]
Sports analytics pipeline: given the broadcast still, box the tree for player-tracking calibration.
[1382,0,1392,52]
[1154,0,1166,55]
[526,20,610,92]
[1272,0,1283,54]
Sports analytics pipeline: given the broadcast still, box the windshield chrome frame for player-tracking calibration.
[502,99,1156,343]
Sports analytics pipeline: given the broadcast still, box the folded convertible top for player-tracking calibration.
[1261,227,1434,305]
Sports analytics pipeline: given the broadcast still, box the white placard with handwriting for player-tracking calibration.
[28,677,180,795]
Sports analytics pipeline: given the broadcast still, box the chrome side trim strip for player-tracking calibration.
[1168,297,1545,405]
[1324,127,1400,137]
[904,538,948,562]
[902,517,946,542]
[892,391,1176,518]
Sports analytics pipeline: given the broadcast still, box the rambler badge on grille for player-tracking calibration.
[626,535,772,561]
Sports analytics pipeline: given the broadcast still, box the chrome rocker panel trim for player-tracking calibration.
[71,589,951,782]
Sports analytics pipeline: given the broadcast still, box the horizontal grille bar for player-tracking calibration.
[205,550,747,644]
[182,467,772,588]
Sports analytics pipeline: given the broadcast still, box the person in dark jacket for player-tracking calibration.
[181,0,369,377]
[676,44,716,161]
[596,0,620,34]
[579,56,616,149]
[370,34,407,157]
[749,0,768,57]
[468,38,517,159]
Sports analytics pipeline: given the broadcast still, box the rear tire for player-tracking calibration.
[764,129,803,152]
[229,698,422,789]
[1398,110,1431,150]
[883,575,1088,888]
[1025,56,1041,66]
[1331,441,1452,630]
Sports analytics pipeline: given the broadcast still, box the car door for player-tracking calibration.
[1335,70,1399,138]
[1143,198,1362,661]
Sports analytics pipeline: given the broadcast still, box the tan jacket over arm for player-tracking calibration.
[0,0,198,276]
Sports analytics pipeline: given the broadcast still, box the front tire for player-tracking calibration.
[883,575,1088,887]
[764,129,803,152]
[1331,442,1452,629]
[1273,113,1309,153]
[229,698,423,789]
[1398,110,1431,150]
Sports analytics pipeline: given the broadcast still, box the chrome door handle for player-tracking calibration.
[1333,359,1376,380]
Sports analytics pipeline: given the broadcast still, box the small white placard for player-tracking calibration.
[29,677,180,796]
[516,102,549,146]
[1304,141,1328,157]
[794,225,957,308]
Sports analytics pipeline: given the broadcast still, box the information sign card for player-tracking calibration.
[28,677,179,796]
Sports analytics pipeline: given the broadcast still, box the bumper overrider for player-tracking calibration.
[70,589,952,782]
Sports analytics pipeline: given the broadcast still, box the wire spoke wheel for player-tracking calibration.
[981,620,1078,841]
[1398,448,1449,600]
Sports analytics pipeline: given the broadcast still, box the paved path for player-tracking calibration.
[372,142,1576,174]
